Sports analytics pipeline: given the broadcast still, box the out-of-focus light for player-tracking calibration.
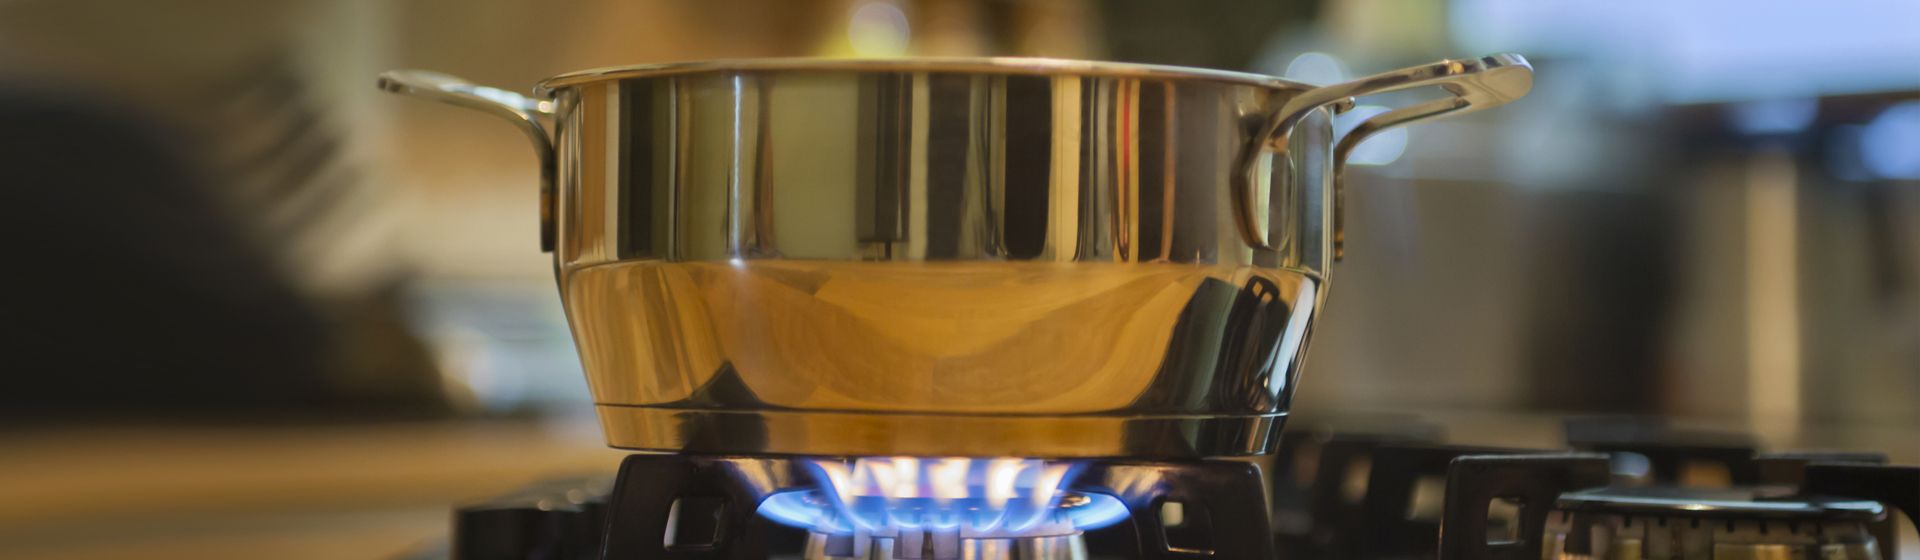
[1450,0,1920,103]
[1861,101,1920,179]
[1609,452,1653,479]
[816,460,858,510]
[930,458,970,501]
[985,458,1023,509]
[1335,106,1407,166]
[1728,98,1818,135]
[849,2,911,57]
[1284,53,1346,86]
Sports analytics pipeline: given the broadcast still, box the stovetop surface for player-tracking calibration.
[14,413,1920,559]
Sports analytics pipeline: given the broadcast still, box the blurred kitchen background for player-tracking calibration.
[1,0,1917,558]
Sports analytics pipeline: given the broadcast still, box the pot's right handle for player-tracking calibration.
[1235,53,1533,264]
[378,70,558,252]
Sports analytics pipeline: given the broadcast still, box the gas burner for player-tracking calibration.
[1265,415,1920,560]
[439,422,1920,560]
[596,454,1279,560]
[1544,481,1894,560]
[1417,457,1920,560]
[754,457,1128,559]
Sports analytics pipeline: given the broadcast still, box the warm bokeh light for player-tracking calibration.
[848,1,912,57]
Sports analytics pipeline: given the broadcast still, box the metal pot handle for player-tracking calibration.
[378,70,558,252]
[1235,53,1533,264]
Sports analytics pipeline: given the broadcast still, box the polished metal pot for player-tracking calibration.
[380,56,1532,458]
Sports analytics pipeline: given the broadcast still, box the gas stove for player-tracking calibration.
[429,417,1920,560]
[448,455,1283,560]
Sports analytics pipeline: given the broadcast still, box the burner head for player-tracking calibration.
[1547,486,1888,560]
[757,458,1127,560]
[597,454,1279,560]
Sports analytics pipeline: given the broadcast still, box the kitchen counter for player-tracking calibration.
[0,418,628,560]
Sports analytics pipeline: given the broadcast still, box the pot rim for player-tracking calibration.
[534,56,1311,95]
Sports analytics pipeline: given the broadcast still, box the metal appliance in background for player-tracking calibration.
[379,56,1533,559]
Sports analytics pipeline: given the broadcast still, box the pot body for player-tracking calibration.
[545,63,1333,457]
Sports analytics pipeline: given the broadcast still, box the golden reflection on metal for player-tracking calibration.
[1713,543,1798,560]
[382,56,1534,458]
[1608,539,1642,560]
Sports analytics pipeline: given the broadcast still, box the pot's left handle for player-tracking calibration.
[378,70,557,252]
[1236,53,1533,265]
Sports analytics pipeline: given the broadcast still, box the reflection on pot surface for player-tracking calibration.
[570,260,1316,457]
[380,55,1534,457]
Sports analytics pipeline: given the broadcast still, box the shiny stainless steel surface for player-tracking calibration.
[1556,487,1885,519]
[380,56,1533,458]
[535,58,1303,90]
[1243,54,1533,259]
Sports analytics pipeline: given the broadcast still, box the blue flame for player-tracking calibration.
[756,490,830,530]
[754,458,1134,534]
[1065,492,1130,530]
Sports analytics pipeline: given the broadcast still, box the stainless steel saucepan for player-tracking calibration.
[379,55,1532,458]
